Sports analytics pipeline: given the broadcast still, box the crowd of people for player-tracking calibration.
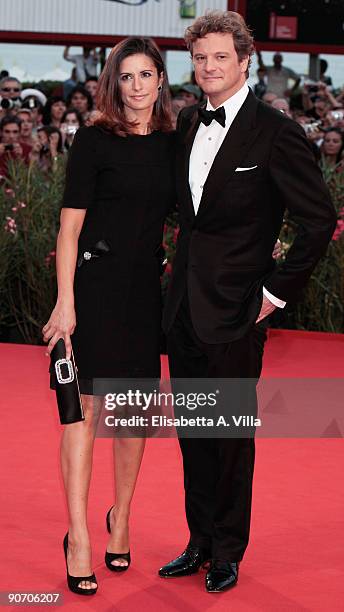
[0,47,343,181]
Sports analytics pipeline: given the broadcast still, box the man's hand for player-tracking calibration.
[256,295,276,324]
[12,143,23,157]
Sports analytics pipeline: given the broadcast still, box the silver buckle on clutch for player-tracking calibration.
[55,358,75,384]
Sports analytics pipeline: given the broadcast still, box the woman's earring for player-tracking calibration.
[158,85,162,91]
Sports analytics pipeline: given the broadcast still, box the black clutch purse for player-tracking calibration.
[50,338,85,425]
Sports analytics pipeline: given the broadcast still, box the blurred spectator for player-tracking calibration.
[60,108,84,150]
[84,109,101,127]
[0,76,22,100]
[43,96,67,129]
[63,46,100,84]
[171,95,187,129]
[257,51,300,98]
[0,77,22,117]
[0,115,32,177]
[254,67,267,100]
[319,59,332,87]
[32,126,63,171]
[178,83,202,106]
[21,87,47,109]
[293,114,322,162]
[21,88,46,131]
[66,86,93,120]
[271,97,292,118]
[17,108,35,146]
[324,108,344,129]
[63,68,78,100]
[320,128,344,170]
[85,77,98,105]
[303,81,342,121]
[0,70,9,79]
[262,91,277,105]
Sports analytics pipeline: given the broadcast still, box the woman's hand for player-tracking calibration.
[272,239,282,260]
[42,301,76,359]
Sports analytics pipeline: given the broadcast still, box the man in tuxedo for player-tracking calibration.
[158,11,336,593]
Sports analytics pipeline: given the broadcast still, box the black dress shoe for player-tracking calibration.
[205,559,239,593]
[158,545,211,578]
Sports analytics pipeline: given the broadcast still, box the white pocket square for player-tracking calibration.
[235,165,258,172]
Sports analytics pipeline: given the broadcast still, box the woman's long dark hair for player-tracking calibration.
[42,96,66,126]
[94,37,173,136]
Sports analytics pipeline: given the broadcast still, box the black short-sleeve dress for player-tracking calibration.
[53,125,176,394]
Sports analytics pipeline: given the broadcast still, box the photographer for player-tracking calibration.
[0,115,31,178]
[0,76,22,119]
[31,126,63,172]
[303,81,342,120]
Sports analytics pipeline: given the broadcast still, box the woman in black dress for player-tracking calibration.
[42,37,175,595]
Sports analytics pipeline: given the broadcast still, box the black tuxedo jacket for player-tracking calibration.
[163,89,337,343]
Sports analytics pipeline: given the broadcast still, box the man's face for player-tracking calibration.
[71,92,89,113]
[0,79,21,100]
[273,54,283,69]
[1,123,20,144]
[192,33,248,108]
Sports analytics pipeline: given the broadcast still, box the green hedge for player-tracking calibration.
[0,158,343,344]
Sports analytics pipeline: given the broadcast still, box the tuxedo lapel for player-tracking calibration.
[197,90,261,217]
[178,106,203,218]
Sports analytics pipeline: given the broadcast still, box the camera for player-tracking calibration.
[0,97,22,110]
[330,110,344,121]
[303,121,321,135]
[4,143,14,151]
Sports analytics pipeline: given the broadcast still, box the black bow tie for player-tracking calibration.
[198,106,226,128]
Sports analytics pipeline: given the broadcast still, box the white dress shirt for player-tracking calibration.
[188,82,286,309]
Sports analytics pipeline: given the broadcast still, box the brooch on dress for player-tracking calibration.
[77,239,111,267]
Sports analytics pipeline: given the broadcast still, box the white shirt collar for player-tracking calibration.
[206,82,249,126]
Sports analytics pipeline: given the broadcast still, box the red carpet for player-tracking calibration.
[1,330,344,611]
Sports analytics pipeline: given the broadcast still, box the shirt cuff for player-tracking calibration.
[263,286,286,309]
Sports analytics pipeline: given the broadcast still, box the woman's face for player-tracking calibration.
[71,93,88,113]
[119,53,163,116]
[51,101,66,120]
[38,130,49,146]
[49,132,60,148]
[65,112,79,127]
[85,80,98,100]
[323,131,343,156]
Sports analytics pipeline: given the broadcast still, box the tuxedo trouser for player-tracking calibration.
[167,291,268,561]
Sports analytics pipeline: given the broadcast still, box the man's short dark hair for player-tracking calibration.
[0,115,22,130]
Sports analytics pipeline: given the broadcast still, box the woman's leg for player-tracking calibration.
[107,437,146,567]
[60,394,103,589]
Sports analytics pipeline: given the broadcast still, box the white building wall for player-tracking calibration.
[0,0,228,38]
